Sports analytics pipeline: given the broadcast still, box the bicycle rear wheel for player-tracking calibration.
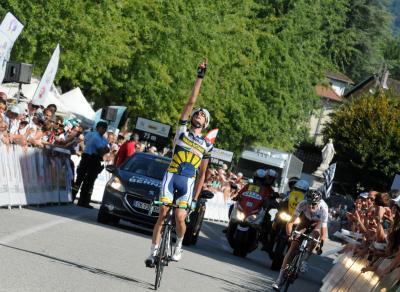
[155,226,170,290]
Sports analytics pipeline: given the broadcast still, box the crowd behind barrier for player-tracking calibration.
[321,250,400,291]
[321,189,400,291]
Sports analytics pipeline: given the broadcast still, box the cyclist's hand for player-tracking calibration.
[190,200,197,210]
[197,58,208,78]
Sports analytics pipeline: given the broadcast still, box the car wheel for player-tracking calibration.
[97,205,112,224]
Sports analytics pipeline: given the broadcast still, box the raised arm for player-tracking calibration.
[180,58,208,121]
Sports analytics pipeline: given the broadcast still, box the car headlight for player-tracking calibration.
[279,212,292,222]
[108,176,126,193]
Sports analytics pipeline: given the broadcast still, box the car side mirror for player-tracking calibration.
[106,165,117,173]
[201,190,214,200]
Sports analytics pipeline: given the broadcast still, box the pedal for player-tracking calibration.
[145,259,155,268]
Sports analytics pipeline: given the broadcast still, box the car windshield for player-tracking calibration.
[121,155,170,180]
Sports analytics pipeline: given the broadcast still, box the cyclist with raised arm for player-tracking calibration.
[145,59,213,267]
[272,189,328,290]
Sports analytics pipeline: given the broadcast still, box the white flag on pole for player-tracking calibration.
[31,44,60,106]
[323,162,336,199]
[0,12,24,43]
[0,12,23,84]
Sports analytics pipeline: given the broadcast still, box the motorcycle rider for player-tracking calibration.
[239,169,276,202]
[262,179,309,256]
[272,189,328,291]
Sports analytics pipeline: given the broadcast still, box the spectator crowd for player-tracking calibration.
[338,189,400,280]
[0,91,169,159]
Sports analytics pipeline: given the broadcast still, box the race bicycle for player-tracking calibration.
[152,201,189,290]
[280,229,322,292]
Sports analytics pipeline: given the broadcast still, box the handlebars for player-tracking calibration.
[153,201,189,210]
[291,230,323,253]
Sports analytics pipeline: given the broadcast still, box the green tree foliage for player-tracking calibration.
[323,92,400,189]
[0,0,396,154]
[323,0,392,82]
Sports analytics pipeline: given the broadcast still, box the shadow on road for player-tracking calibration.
[0,242,153,290]
[22,204,334,291]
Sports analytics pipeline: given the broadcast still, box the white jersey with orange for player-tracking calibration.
[294,199,329,228]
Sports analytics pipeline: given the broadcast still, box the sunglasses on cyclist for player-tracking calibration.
[194,111,206,118]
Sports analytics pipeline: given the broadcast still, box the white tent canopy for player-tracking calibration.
[0,77,70,115]
[60,87,95,126]
[0,78,95,126]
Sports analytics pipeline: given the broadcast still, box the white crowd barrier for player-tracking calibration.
[204,191,231,223]
[0,144,73,207]
[321,229,400,291]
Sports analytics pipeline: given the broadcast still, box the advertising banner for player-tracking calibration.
[210,147,234,167]
[135,117,171,147]
[31,44,60,106]
[0,12,23,84]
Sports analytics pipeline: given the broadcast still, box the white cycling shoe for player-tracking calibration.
[272,280,282,291]
[171,246,183,261]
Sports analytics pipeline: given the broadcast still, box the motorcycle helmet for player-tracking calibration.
[294,179,310,192]
[190,108,210,128]
[253,169,266,179]
[288,177,300,190]
[306,189,322,204]
[264,169,278,186]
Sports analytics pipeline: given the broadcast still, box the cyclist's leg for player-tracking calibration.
[272,239,300,289]
[273,218,308,289]
[146,173,174,265]
[174,175,195,237]
[303,229,321,261]
[171,175,195,261]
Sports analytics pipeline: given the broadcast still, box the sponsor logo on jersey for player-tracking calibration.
[181,136,205,154]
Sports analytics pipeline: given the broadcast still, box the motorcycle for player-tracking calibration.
[226,194,266,257]
[268,200,301,270]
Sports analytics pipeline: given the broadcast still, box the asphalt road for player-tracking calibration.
[0,204,338,292]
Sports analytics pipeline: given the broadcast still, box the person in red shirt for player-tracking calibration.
[114,133,139,167]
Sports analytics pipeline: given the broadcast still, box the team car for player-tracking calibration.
[97,152,213,245]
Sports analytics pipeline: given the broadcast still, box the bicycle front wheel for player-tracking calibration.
[155,226,170,290]
[282,254,300,292]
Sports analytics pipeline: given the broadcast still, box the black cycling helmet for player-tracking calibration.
[306,189,322,204]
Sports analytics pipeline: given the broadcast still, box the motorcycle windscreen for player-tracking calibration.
[288,190,304,215]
